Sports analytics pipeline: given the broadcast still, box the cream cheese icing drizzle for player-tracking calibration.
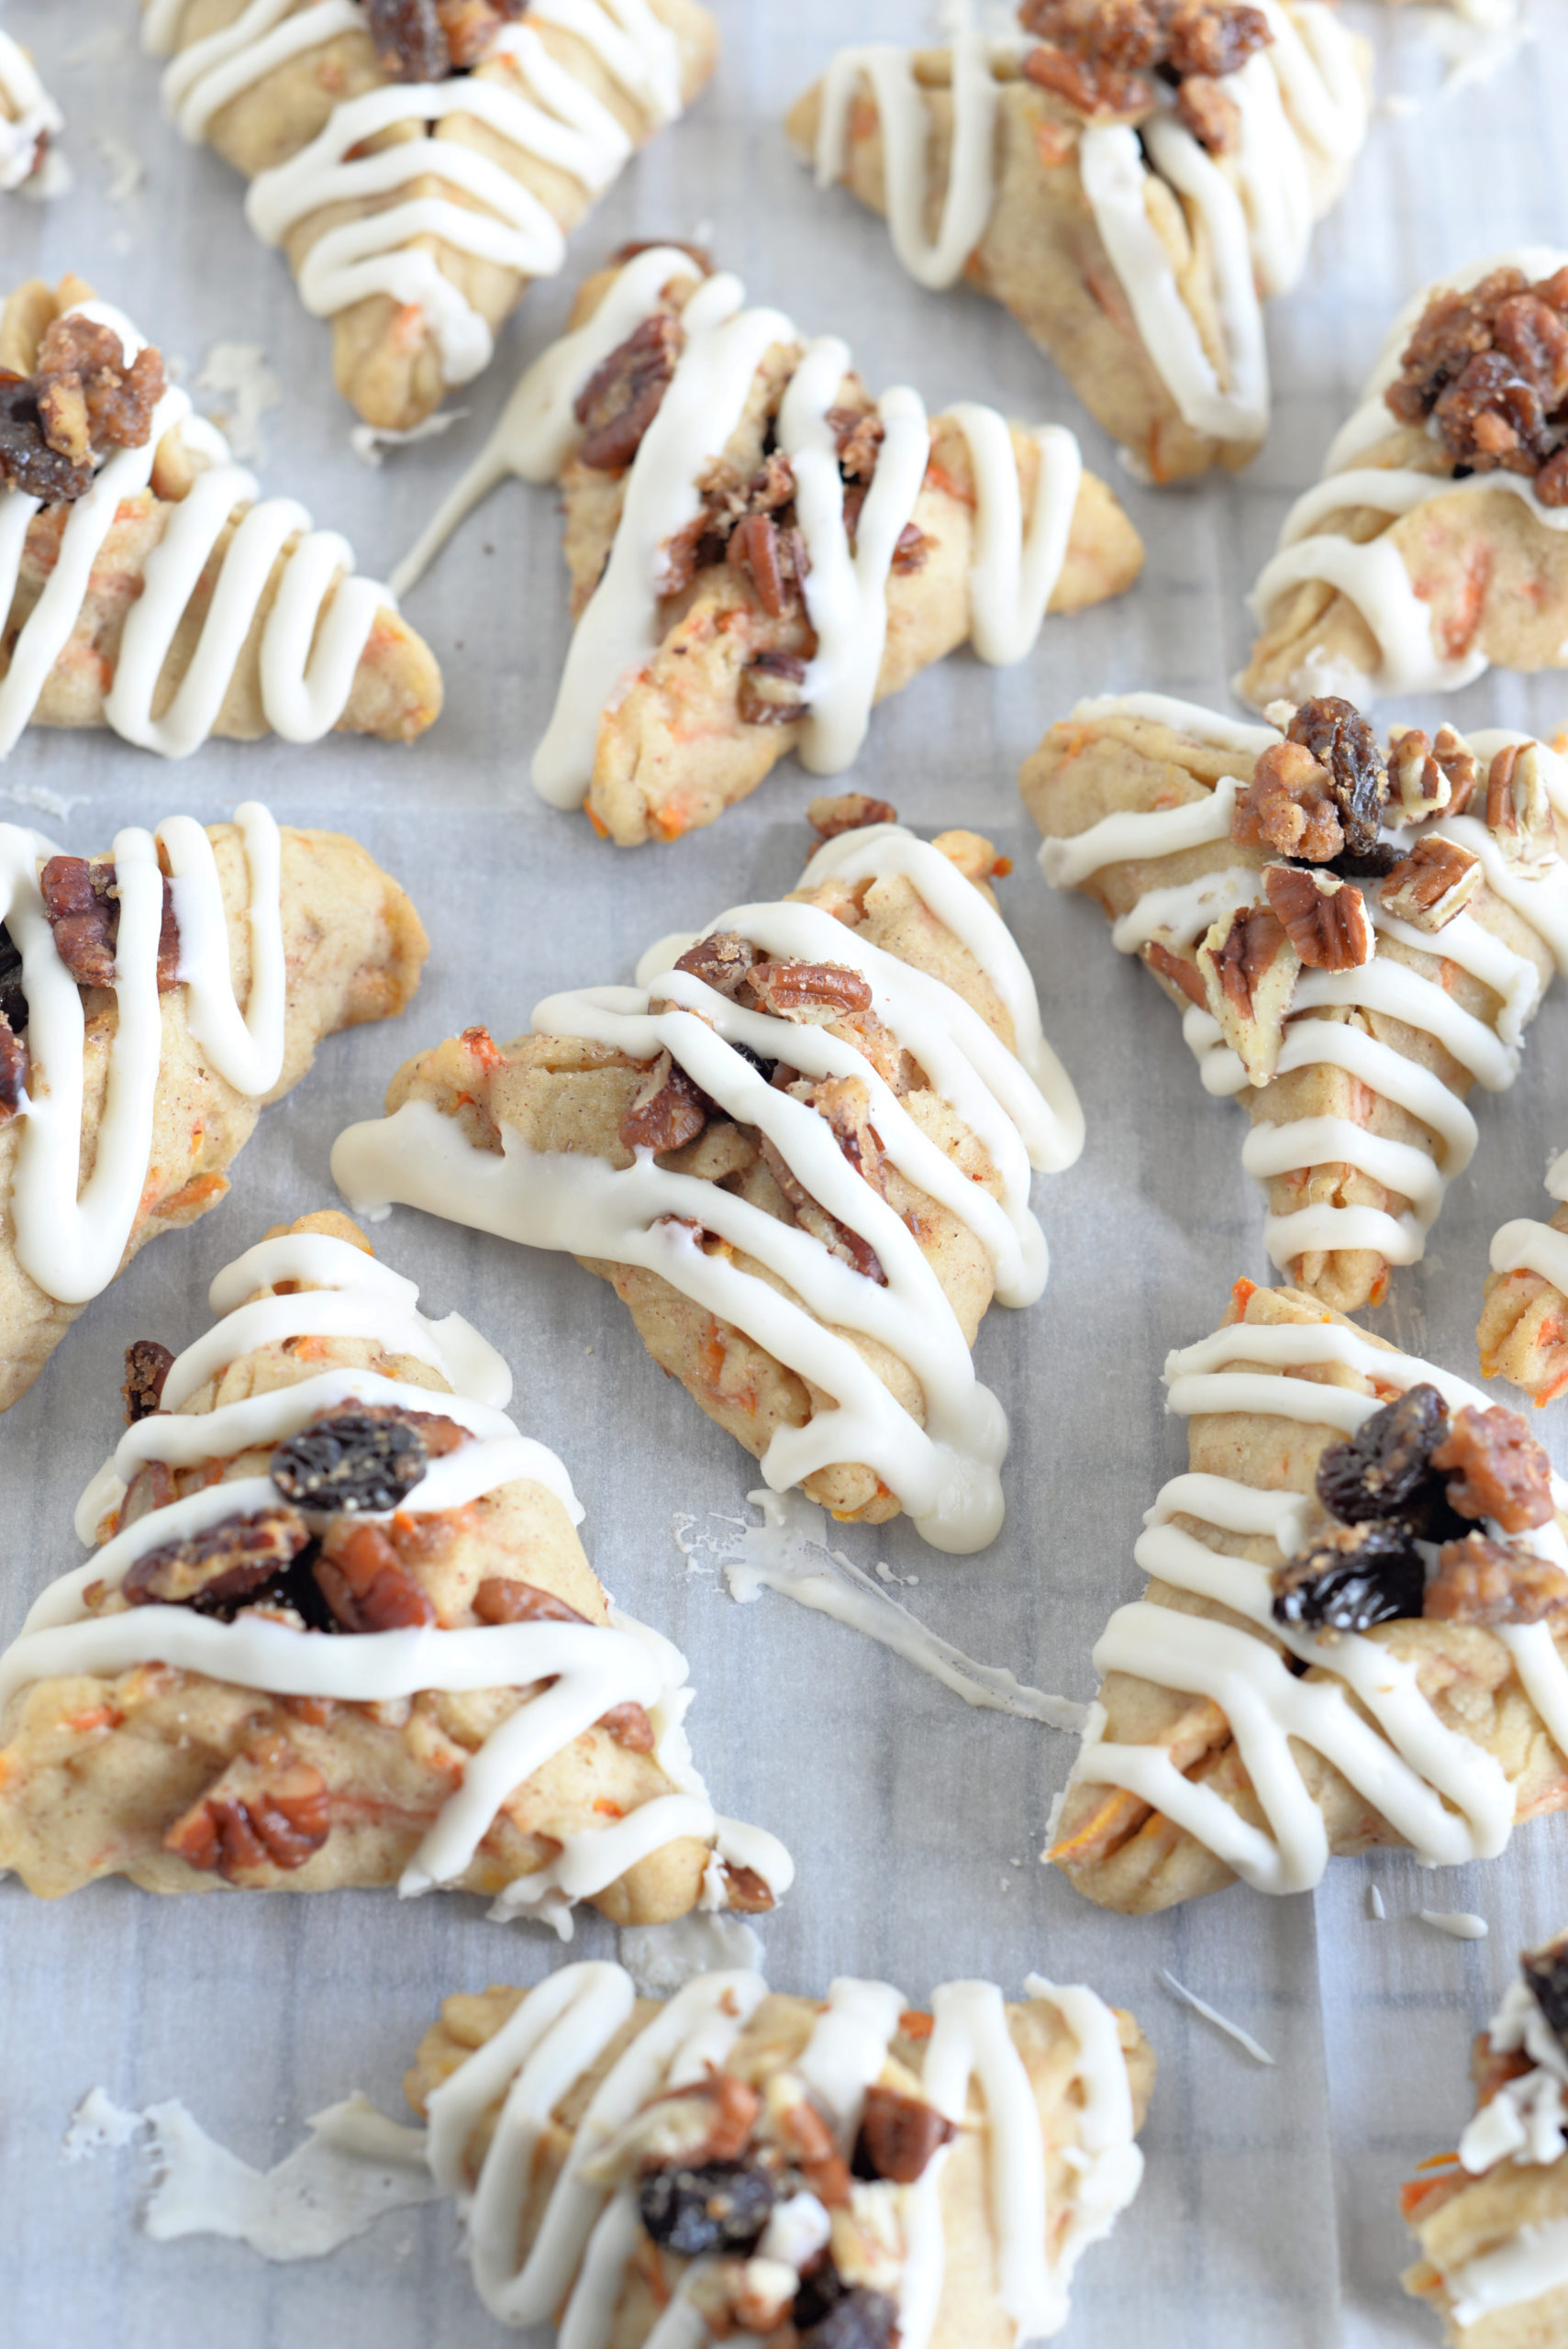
[808,3,1364,451]
[1066,1311,1568,1896]
[6,1228,791,1926]
[0,297,385,757]
[333,827,1079,1553]
[0,800,286,1307]
[386,250,1088,798]
[0,27,63,191]
[422,1959,1140,2345]
[1249,245,1568,696]
[143,0,682,391]
[1036,694,1568,1276]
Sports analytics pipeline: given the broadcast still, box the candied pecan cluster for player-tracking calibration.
[1385,264,1568,499]
[1271,1383,1564,1638]
[0,313,165,504]
[0,854,183,1132]
[1018,0,1271,151]
[365,0,526,81]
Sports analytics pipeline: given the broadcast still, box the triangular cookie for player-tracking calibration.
[0,275,441,751]
[785,3,1369,484]
[1022,690,1568,1314]
[1241,249,1568,707]
[333,814,1084,1552]
[0,801,427,1409]
[0,1210,790,1928]
[408,1960,1151,2339]
[140,0,719,429]
[392,245,1142,843]
[1049,1278,1568,1913]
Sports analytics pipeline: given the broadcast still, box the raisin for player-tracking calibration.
[1522,1934,1568,2053]
[367,0,450,80]
[1288,697,1387,859]
[0,370,92,502]
[1327,841,1406,882]
[122,1338,174,1425]
[0,1011,26,1124]
[796,2281,897,2349]
[1271,1520,1426,1634]
[270,1410,429,1513]
[1316,1386,1450,1522]
[0,922,26,1034]
[638,2161,774,2258]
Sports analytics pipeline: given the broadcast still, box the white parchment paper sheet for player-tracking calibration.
[2,2,1568,2342]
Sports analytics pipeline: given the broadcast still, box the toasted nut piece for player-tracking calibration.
[123,1505,311,1610]
[1141,939,1207,1007]
[619,1050,712,1154]
[473,1577,589,1626]
[1288,696,1388,856]
[122,1338,174,1424]
[738,651,808,728]
[746,961,873,1019]
[855,2085,956,2184]
[163,1729,331,1880]
[722,1860,777,1914]
[1379,834,1483,931]
[1232,740,1344,862]
[596,1700,656,1752]
[673,932,757,999]
[1386,728,1452,821]
[1262,863,1373,971]
[1424,1532,1568,1625]
[1195,904,1300,1085]
[1431,1403,1555,1531]
[1485,741,1559,875]
[315,1521,436,1631]
[808,793,898,841]
[1431,724,1480,815]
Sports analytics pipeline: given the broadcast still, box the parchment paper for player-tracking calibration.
[2,3,1567,2342]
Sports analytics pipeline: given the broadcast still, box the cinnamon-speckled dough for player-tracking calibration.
[1480,1202,1568,1408]
[1,276,442,741]
[0,1212,735,1924]
[1051,1283,1568,1915]
[406,1975,1154,2348]
[145,0,719,430]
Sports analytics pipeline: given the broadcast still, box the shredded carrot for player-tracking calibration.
[62,1706,118,1736]
[991,853,1013,878]
[594,1798,626,1819]
[1369,1264,1390,1308]
[651,796,696,841]
[1048,1786,1143,1862]
[1033,118,1078,169]
[1414,2151,1460,2172]
[699,1318,726,1388]
[898,2009,935,2041]
[1400,2175,1457,2220]
[160,1172,226,1219]
[585,804,610,840]
[1230,1275,1259,1318]
[460,1024,504,1073]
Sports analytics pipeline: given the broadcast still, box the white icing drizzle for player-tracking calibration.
[386,252,1087,799]
[6,1230,792,1921]
[1448,2218,1568,2331]
[144,0,683,392]
[1250,245,1568,696]
[0,801,286,1307]
[808,3,1364,451]
[1067,1310,1568,1896]
[422,1959,1140,2347]
[1035,693,1568,1276]
[0,298,385,758]
[1421,1909,1490,1940]
[333,829,1079,1554]
[0,27,63,191]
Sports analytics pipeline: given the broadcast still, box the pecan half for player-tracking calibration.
[314,1522,436,1632]
[575,311,683,473]
[123,1506,311,1611]
[122,1338,174,1425]
[674,932,757,1000]
[738,650,809,728]
[1232,740,1344,863]
[1424,1531,1568,1626]
[1379,834,1483,931]
[40,854,180,992]
[853,2087,956,2186]
[1287,696,1387,858]
[1485,741,1559,875]
[1195,903,1300,1085]
[1262,863,1372,972]
[745,961,873,1020]
[472,1576,590,1626]
[808,794,897,841]
[163,1730,330,1881]
[1431,1404,1555,1531]
[619,1051,713,1153]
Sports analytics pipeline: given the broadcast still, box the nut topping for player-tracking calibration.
[163,1729,331,1881]
[739,649,810,728]
[1262,863,1372,971]
[596,1700,656,1752]
[618,1050,713,1154]
[472,1577,590,1625]
[122,1337,174,1425]
[1195,903,1300,1085]
[673,931,758,1000]
[1378,834,1483,932]
[1232,739,1344,863]
[1423,1531,1568,1626]
[0,1012,28,1127]
[1286,696,1388,858]
[314,1521,437,1632]
[808,794,898,841]
[574,311,684,473]
[0,314,165,504]
[745,961,873,1020]
[1485,741,1559,875]
[1386,723,1479,822]
[40,854,180,994]
[122,1505,312,1612]
[1018,0,1271,141]
[852,2086,956,2185]
[1386,265,1568,491]
[1430,1403,1555,1531]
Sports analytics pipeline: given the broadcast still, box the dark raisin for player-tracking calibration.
[1522,1934,1568,2053]
[1288,697,1387,859]
[0,922,27,1035]
[638,2161,774,2259]
[122,1339,175,1425]
[0,1011,26,1124]
[366,0,450,80]
[270,1410,429,1513]
[0,370,93,502]
[1316,1385,1450,1522]
[798,2286,897,2349]
[1271,1520,1426,1634]
[1327,841,1406,882]
[729,1041,778,1082]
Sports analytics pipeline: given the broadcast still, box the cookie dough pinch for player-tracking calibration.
[1049,1277,1568,1915]
[334,815,1083,1553]
[0,1210,789,1926]
[405,1959,1152,2341]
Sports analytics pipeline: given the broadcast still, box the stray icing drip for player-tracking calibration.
[144,0,682,389]
[423,1958,1140,2345]
[0,802,286,1307]
[0,27,63,192]
[1036,694,1568,1277]
[1157,1970,1275,2065]
[387,251,1089,800]
[1066,1309,1568,1896]
[333,826,1081,1553]
[0,298,386,757]
[809,3,1364,451]
[1422,1909,1490,1941]
[6,1230,792,1925]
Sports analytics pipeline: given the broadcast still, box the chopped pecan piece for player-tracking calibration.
[1232,740,1344,863]
[1424,1531,1568,1626]
[597,1700,655,1752]
[674,931,758,999]
[575,311,683,473]
[808,793,898,841]
[1379,835,1482,931]
[1141,938,1207,1007]
[39,854,180,992]
[1287,696,1387,858]
[746,961,873,1020]
[1195,903,1300,1085]
[33,314,165,459]
[123,1506,311,1611]
[1431,725,1481,815]
[774,2097,851,2208]
[0,1012,28,1124]
[120,1460,175,1531]
[738,650,809,728]
[1262,863,1372,971]
[619,1051,713,1153]
[472,1576,590,1626]
[315,1522,437,1632]
[367,0,451,79]
[163,1730,331,1881]
[828,404,884,481]
[853,2086,956,2185]
[1431,1403,1555,1531]
[1020,43,1154,117]
[1485,741,1558,875]
[1175,72,1240,151]
[122,1338,174,1424]
[722,1860,777,1913]
[1272,1519,1426,1634]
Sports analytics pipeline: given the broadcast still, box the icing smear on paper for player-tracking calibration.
[618,1911,765,1997]
[64,2087,439,2261]
[676,1488,1087,1731]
